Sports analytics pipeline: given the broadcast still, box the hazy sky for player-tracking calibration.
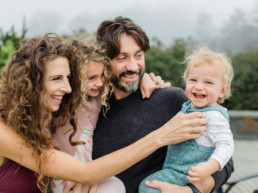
[1,0,258,44]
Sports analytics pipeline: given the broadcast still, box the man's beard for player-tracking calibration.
[111,69,145,93]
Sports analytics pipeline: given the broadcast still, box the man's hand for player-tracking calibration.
[144,180,193,193]
[144,176,215,193]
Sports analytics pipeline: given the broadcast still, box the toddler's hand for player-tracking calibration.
[187,162,209,183]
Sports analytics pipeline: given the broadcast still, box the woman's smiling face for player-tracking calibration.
[44,56,72,112]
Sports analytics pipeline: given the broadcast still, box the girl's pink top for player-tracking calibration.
[54,97,101,156]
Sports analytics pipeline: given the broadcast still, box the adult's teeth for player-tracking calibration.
[124,74,137,78]
[52,96,62,100]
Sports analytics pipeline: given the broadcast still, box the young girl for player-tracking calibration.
[140,47,234,193]
[51,38,123,193]
[51,37,170,193]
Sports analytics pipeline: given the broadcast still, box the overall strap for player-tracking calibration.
[181,100,229,122]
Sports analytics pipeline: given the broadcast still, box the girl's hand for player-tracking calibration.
[149,72,171,89]
[140,73,171,99]
[88,184,98,193]
[63,181,96,193]
[63,181,82,193]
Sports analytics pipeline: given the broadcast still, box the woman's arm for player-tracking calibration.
[0,112,207,185]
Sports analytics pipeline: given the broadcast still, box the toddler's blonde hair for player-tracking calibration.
[183,47,234,103]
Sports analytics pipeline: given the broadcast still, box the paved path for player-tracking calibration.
[220,139,258,192]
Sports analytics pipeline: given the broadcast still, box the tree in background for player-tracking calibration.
[217,9,256,53]
[146,38,198,88]
[0,25,27,68]
[62,28,90,39]
[224,47,258,110]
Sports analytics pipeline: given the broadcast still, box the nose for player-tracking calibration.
[126,58,138,72]
[96,78,104,87]
[195,82,204,90]
[61,79,72,93]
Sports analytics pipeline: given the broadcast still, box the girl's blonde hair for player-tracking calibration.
[183,47,234,103]
[71,37,113,113]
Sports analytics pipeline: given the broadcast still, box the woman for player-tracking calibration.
[0,34,206,193]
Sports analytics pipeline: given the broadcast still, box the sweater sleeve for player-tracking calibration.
[211,157,234,190]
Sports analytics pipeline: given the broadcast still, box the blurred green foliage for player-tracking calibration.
[146,38,187,89]
[0,26,27,68]
[0,27,257,110]
[226,48,258,110]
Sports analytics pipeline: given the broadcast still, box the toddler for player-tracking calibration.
[139,47,234,193]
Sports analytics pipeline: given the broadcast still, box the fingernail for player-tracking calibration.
[145,181,150,185]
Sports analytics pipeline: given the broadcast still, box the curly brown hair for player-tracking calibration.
[70,37,113,113]
[0,33,82,191]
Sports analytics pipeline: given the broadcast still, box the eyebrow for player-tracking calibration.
[46,74,60,79]
[87,74,97,77]
[48,73,71,78]
[119,49,143,55]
